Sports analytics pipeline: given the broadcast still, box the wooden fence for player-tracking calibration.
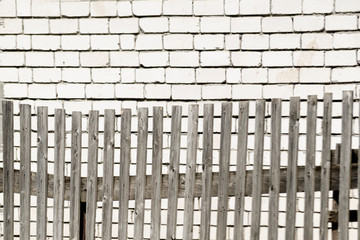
[0,91,359,240]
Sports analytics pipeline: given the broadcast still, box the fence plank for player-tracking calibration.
[53,109,65,240]
[3,101,14,240]
[285,97,300,240]
[102,109,115,240]
[304,95,317,240]
[37,106,48,240]
[134,108,148,240]
[250,100,265,240]
[234,101,249,240]
[339,91,353,240]
[268,99,282,240]
[86,111,99,240]
[320,93,332,240]
[166,106,182,240]
[200,104,214,240]
[151,107,163,240]
[216,103,232,240]
[183,104,199,240]
[332,144,341,240]
[359,91,360,240]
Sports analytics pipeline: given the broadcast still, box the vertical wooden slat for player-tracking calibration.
[200,104,214,240]
[234,101,249,240]
[118,109,131,240]
[102,109,115,240]
[268,99,282,240]
[339,91,353,240]
[151,107,163,240]
[70,111,82,240]
[216,103,232,240]
[53,109,65,240]
[86,111,99,240]
[250,100,265,240]
[320,93,332,240]
[37,106,48,240]
[332,144,341,240]
[183,104,199,240]
[285,97,300,240]
[359,91,360,240]
[134,108,148,240]
[3,101,14,240]
[166,106,182,240]
[304,95,317,240]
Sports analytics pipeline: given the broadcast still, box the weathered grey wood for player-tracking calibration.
[250,100,265,240]
[53,109,65,240]
[234,101,249,240]
[285,97,300,240]
[3,101,14,240]
[268,99,282,240]
[339,91,353,240]
[183,104,199,240]
[102,109,115,240]
[200,104,214,240]
[151,107,163,240]
[37,106,48,240]
[118,109,131,240]
[134,108,148,240]
[359,91,360,240]
[320,93,332,240]
[86,111,99,240]
[216,103,232,240]
[304,95,317,240]
[166,106,182,240]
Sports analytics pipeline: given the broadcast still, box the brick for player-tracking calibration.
[226,68,241,83]
[325,50,357,66]
[110,52,139,67]
[163,0,192,15]
[270,34,300,50]
[303,0,333,13]
[294,85,324,99]
[166,68,195,83]
[91,1,117,17]
[302,33,333,49]
[57,84,85,99]
[28,84,56,99]
[135,34,162,50]
[109,18,139,34]
[92,68,120,83]
[140,52,168,67]
[0,19,22,34]
[145,84,171,99]
[333,33,360,49]
[32,35,60,50]
[335,0,360,12]
[201,51,230,67]
[120,35,135,50]
[240,0,270,14]
[231,52,261,67]
[272,0,301,14]
[231,17,261,33]
[24,19,49,34]
[299,68,331,83]
[202,85,231,100]
[0,0,16,17]
[136,68,165,83]
[18,69,32,83]
[32,0,60,17]
[232,85,262,99]
[80,52,109,67]
[194,35,224,50]
[262,17,293,33]
[91,35,119,50]
[0,52,24,66]
[50,19,78,34]
[121,68,135,83]
[170,17,200,33]
[115,84,144,99]
[293,51,324,66]
[117,1,132,17]
[263,85,294,99]
[325,15,357,31]
[133,1,162,16]
[164,34,193,50]
[194,1,224,15]
[225,35,240,50]
[62,68,91,83]
[263,51,292,67]
[324,84,357,100]
[172,85,201,100]
[0,36,16,49]
[33,69,61,83]
[201,17,231,33]
[79,19,108,34]
[268,68,299,83]
[139,17,168,33]
[17,35,30,50]
[241,34,269,50]
[4,84,27,98]
[0,68,18,82]
[16,0,31,16]
[225,0,240,15]
[242,68,267,83]
[25,52,53,67]
[61,2,90,17]
[294,16,324,32]
[196,68,226,83]
[61,35,90,50]
[86,84,115,99]
[332,67,360,82]
[170,52,199,67]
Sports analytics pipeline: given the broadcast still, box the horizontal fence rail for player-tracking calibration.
[1,91,360,239]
